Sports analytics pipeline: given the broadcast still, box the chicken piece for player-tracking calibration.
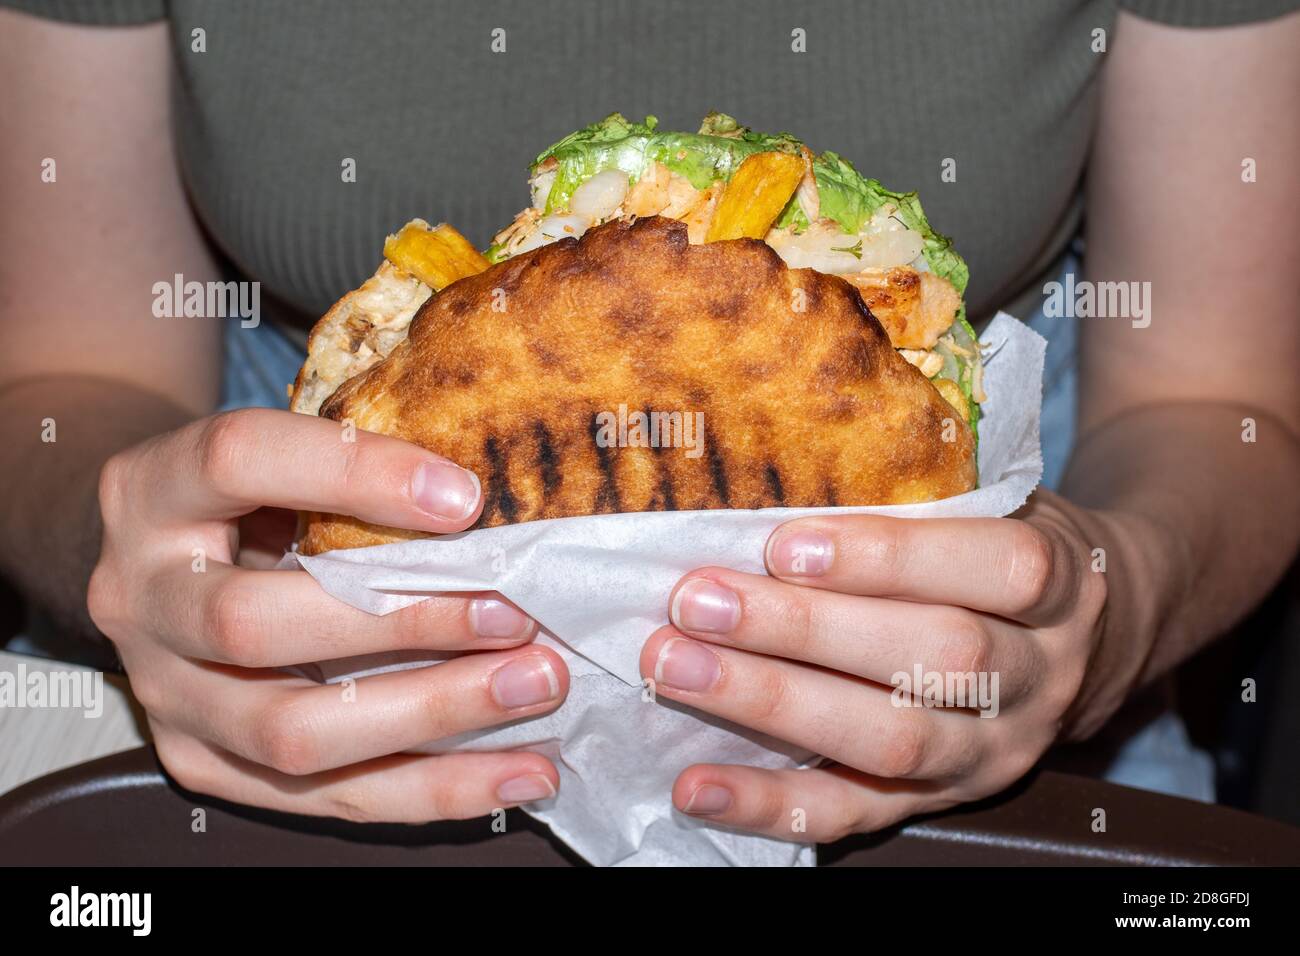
[624,162,672,217]
[900,348,944,379]
[844,268,962,350]
[683,183,722,244]
[625,162,717,227]
[662,172,707,219]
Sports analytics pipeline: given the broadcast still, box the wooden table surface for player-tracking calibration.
[0,650,147,795]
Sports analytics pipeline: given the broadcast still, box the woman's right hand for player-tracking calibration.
[87,407,568,822]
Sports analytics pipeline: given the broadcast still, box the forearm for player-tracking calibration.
[0,375,199,641]
[1061,401,1300,685]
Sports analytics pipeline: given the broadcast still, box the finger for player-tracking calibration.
[668,568,1037,703]
[143,561,537,666]
[641,626,983,781]
[765,515,1076,625]
[153,727,560,823]
[144,646,568,775]
[141,407,483,531]
[672,763,951,843]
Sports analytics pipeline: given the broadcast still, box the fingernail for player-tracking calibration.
[683,784,733,816]
[671,579,740,634]
[469,598,533,640]
[654,638,720,693]
[492,655,559,709]
[768,529,834,577]
[497,773,556,805]
[411,459,481,521]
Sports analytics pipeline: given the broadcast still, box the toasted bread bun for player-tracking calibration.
[294,216,975,555]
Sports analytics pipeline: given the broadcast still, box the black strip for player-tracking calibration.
[647,407,678,511]
[535,421,561,497]
[707,441,731,507]
[483,437,518,523]
[764,463,785,505]
[821,478,839,507]
[589,414,622,513]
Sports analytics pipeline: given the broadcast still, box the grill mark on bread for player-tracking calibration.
[535,421,561,497]
[484,437,518,524]
[764,463,786,504]
[649,438,678,512]
[707,442,731,507]
[821,478,839,507]
[588,413,622,513]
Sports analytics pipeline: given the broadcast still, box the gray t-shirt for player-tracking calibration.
[7,0,1295,332]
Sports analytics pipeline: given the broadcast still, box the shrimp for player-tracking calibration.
[570,169,629,222]
[767,211,925,274]
[509,213,591,255]
[766,221,865,274]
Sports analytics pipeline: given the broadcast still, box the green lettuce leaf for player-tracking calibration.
[952,312,981,445]
[798,152,969,298]
[534,113,802,213]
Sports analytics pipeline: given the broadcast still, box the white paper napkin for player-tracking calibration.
[280,311,1045,866]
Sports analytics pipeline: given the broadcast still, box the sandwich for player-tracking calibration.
[291,114,982,555]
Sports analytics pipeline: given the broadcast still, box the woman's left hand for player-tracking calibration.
[639,488,1153,843]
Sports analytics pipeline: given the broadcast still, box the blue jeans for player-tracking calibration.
[218,317,309,412]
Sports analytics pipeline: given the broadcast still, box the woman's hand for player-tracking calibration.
[89,407,568,823]
[640,490,1152,843]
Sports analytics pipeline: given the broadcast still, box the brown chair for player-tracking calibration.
[2,746,1297,866]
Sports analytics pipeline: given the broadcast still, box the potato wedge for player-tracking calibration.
[383,219,489,290]
[705,151,805,242]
